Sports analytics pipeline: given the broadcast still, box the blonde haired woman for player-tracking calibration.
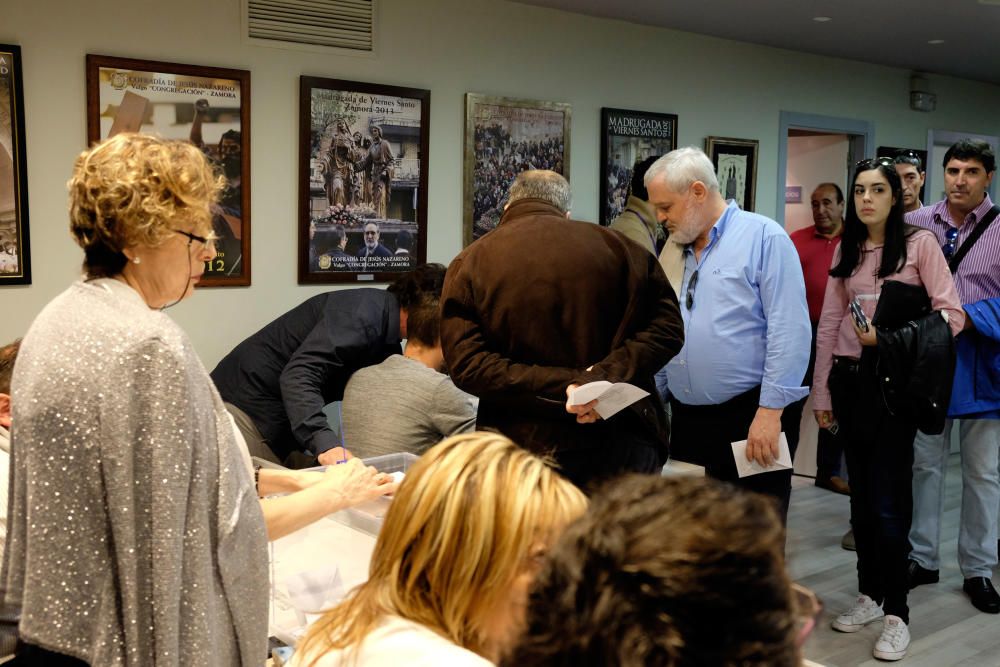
[292,432,588,666]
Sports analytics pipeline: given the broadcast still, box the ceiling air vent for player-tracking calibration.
[244,0,375,54]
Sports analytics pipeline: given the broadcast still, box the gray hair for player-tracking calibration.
[644,147,720,194]
[507,169,571,213]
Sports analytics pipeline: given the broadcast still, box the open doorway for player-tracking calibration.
[776,112,874,229]
[785,130,851,235]
[777,112,874,479]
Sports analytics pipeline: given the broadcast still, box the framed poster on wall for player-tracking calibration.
[599,107,677,226]
[86,54,251,286]
[0,44,30,285]
[464,93,571,245]
[705,136,759,212]
[298,76,430,284]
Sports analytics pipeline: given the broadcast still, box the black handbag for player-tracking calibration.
[871,280,931,330]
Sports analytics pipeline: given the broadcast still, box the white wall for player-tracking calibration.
[4,0,1000,367]
[784,134,849,234]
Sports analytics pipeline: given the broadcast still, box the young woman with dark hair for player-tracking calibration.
[811,158,964,661]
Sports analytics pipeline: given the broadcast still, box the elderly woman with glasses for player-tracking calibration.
[1,134,266,666]
[811,157,964,661]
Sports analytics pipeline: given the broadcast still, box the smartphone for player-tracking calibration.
[849,298,869,332]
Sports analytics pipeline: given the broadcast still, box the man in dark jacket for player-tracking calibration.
[212,264,445,466]
[440,170,684,489]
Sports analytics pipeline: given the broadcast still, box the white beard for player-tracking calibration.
[669,204,704,245]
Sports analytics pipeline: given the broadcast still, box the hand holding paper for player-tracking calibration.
[567,380,650,420]
[747,406,782,466]
[730,433,793,478]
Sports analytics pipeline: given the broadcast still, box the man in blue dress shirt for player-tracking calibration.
[647,147,811,521]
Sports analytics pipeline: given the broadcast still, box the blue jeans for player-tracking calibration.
[909,418,1000,579]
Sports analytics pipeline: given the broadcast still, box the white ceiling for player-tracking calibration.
[512,0,1000,85]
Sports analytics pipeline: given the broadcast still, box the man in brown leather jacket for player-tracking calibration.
[440,170,684,489]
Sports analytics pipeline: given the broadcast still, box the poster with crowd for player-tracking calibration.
[599,107,677,226]
[298,76,429,284]
[0,44,30,285]
[464,93,571,245]
[86,55,251,286]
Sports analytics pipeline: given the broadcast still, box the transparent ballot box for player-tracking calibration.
[308,452,420,536]
[268,451,419,644]
[269,515,376,645]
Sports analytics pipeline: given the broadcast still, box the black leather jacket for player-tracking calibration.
[873,281,956,435]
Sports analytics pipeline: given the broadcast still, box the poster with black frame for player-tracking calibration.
[464,93,571,246]
[86,54,251,286]
[705,136,759,212]
[298,76,429,284]
[599,107,677,226]
[0,44,30,285]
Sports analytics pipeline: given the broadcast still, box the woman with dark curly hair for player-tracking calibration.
[506,474,806,667]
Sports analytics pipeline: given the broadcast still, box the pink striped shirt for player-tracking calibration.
[906,194,1000,304]
[811,229,965,411]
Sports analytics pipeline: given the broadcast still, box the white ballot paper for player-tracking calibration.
[567,381,649,419]
[730,432,793,478]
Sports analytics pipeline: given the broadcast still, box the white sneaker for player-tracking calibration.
[832,594,885,632]
[873,615,910,661]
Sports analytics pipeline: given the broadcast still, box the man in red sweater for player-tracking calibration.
[788,183,847,495]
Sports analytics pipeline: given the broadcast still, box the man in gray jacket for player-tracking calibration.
[341,297,477,458]
[609,155,664,255]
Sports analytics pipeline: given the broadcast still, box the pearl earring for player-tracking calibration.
[132,257,141,264]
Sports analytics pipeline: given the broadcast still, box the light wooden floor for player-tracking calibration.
[789,454,1000,667]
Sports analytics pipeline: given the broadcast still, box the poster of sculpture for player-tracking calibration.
[705,136,759,212]
[464,93,571,245]
[0,44,30,285]
[599,107,677,226]
[86,55,251,286]
[298,76,429,284]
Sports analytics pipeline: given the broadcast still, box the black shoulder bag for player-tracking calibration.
[949,204,1000,273]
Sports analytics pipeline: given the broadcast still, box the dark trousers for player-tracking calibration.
[670,385,799,523]
[557,440,660,494]
[830,354,915,623]
[784,396,843,480]
[783,323,844,480]
[815,422,844,480]
[555,410,662,494]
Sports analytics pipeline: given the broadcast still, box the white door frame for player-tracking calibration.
[777,111,875,228]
